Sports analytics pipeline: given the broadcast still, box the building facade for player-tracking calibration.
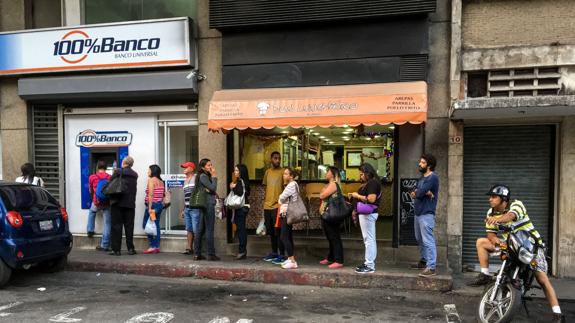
[449,0,575,277]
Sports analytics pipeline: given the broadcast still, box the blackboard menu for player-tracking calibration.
[399,178,418,246]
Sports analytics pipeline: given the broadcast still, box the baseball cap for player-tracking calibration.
[180,161,196,169]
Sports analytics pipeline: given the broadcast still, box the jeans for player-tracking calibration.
[110,206,135,252]
[359,212,378,269]
[280,217,294,257]
[323,219,344,264]
[143,202,163,249]
[195,202,216,256]
[184,207,201,234]
[87,203,111,248]
[234,207,249,255]
[264,208,284,256]
[414,213,437,269]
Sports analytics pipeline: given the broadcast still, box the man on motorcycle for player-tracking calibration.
[468,184,563,321]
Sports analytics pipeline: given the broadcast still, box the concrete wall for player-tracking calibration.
[0,0,29,182]
[462,0,575,49]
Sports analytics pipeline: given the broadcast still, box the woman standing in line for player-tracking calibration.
[348,163,381,274]
[194,158,220,261]
[278,167,299,270]
[319,166,345,269]
[142,164,165,254]
[15,163,44,187]
[230,164,250,260]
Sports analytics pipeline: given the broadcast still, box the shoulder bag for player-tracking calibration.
[188,175,207,210]
[224,179,245,209]
[102,170,126,197]
[286,184,309,225]
[322,184,352,223]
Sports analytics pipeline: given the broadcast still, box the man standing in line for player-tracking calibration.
[262,151,286,264]
[410,153,439,277]
[88,160,112,251]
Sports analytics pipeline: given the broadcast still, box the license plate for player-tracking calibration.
[39,220,53,231]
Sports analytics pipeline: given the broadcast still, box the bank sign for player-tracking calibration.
[0,17,192,76]
[76,130,132,148]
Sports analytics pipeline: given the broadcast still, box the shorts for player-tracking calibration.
[184,207,201,234]
[534,247,548,273]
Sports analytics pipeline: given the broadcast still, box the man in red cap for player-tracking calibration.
[180,161,198,255]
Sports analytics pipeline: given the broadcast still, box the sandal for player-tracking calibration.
[182,249,193,255]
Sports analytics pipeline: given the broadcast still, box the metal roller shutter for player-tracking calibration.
[462,125,554,270]
[32,106,64,202]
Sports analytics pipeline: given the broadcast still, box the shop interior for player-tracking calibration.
[239,125,396,240]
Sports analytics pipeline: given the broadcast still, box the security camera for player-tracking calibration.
[186,70,207,81]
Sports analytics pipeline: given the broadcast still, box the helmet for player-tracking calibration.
[486,185,510,202]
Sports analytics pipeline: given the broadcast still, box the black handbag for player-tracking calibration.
[102,170,126,197]
[189,175,207,210]
[322,184,352,223]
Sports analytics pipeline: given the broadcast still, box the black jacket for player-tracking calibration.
[110,167,138,209]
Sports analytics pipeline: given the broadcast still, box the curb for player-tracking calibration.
[67,259,453,292]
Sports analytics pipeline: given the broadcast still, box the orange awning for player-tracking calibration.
[208,81,427,130]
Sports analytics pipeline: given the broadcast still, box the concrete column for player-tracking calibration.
[63,0,81,26]
[447,121,464,273]
[557,116,575,278]
[196,1,228,253]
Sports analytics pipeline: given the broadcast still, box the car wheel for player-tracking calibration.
[41,255,68,273]
[0,259,12,288]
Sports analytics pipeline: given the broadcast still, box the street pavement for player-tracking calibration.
[0,270,572,323]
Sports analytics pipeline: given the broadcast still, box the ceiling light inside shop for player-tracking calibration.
[313,132,320,136]
[343,124,349,128]
[281,130,290,134]
[389,125,395,129]
[364,137,372,141]
[343,138,350,141]
[319,136,326,139]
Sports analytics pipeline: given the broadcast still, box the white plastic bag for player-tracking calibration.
[215,198,225,220]
[256,217,266,236]
[145,218,157,236]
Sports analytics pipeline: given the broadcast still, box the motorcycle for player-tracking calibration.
[476,224,545,323]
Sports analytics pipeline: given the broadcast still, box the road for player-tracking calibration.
[0,270,571,322]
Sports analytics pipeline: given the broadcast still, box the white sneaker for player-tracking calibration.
[281,260,298,269]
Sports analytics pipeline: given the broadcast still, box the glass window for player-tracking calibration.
[27,0,62,28]
[0,186,59,211]
[84,0,198,24]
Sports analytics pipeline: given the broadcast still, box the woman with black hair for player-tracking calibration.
[319,166,344,269]
[230,164,250,260]
[194,158,220,261]
[348,163,381,274]
[142,164,165,254]
[15,163,44,187]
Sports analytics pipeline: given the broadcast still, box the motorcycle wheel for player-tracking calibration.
[476,282,521,323]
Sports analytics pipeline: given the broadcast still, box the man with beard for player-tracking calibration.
[468,185,564,322]
[409,154,439,277]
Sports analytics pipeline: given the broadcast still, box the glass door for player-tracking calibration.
[158,120,199,234]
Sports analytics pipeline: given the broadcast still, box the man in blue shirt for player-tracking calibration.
[410,154,439,277]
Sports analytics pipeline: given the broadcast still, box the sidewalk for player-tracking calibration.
[67,249,453,292]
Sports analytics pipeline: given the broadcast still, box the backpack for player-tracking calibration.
[95,178,110,203]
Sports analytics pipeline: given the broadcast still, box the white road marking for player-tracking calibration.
[49,306,87,323]
[125,312,174,323]
[208,318,253,323]
[0,301,23,317]
[444,304,461,323]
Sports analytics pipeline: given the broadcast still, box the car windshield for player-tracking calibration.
[0,185,60,212]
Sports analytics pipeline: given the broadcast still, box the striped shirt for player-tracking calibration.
[485,200,543,245]
[145,180,165,203]
[183,175,196,207]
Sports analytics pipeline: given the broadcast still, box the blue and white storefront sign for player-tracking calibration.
[76,129,133,147]
[162,174,186,189]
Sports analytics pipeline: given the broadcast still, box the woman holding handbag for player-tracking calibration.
[142,164,165,254]
[319,166,345,269]
[193,158,220,261]
[229,164,250,260]
[348,163,381,274]
[278,167,300,269]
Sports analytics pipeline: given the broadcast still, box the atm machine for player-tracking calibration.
[80,146,129,209]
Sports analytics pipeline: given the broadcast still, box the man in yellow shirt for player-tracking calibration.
[262,152,286,263]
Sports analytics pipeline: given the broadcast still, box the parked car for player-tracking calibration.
[0,182,72,287]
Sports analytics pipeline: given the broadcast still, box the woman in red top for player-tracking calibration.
[143,164,165,253]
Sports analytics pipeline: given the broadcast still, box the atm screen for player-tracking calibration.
[91,150,118,176]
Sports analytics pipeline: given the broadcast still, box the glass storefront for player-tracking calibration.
[239,125,396,240]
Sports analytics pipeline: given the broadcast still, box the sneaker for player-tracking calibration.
[328,262,344,269]
[355,264,366,271]
[236,253,247,260]
[355,265,375,274]
[263,253,278,262]
[95,246,107,251]
[552,313,566,323]
[87,231,95,238]
[419,268,436,277]
[272,256,287,265]
[468,273,492,287]
[410,260,427,270]
[193,255,205,261]
[143,248,157,254]
[319,258,331,265]
[281,260,298,269]
[127,249,137,255]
